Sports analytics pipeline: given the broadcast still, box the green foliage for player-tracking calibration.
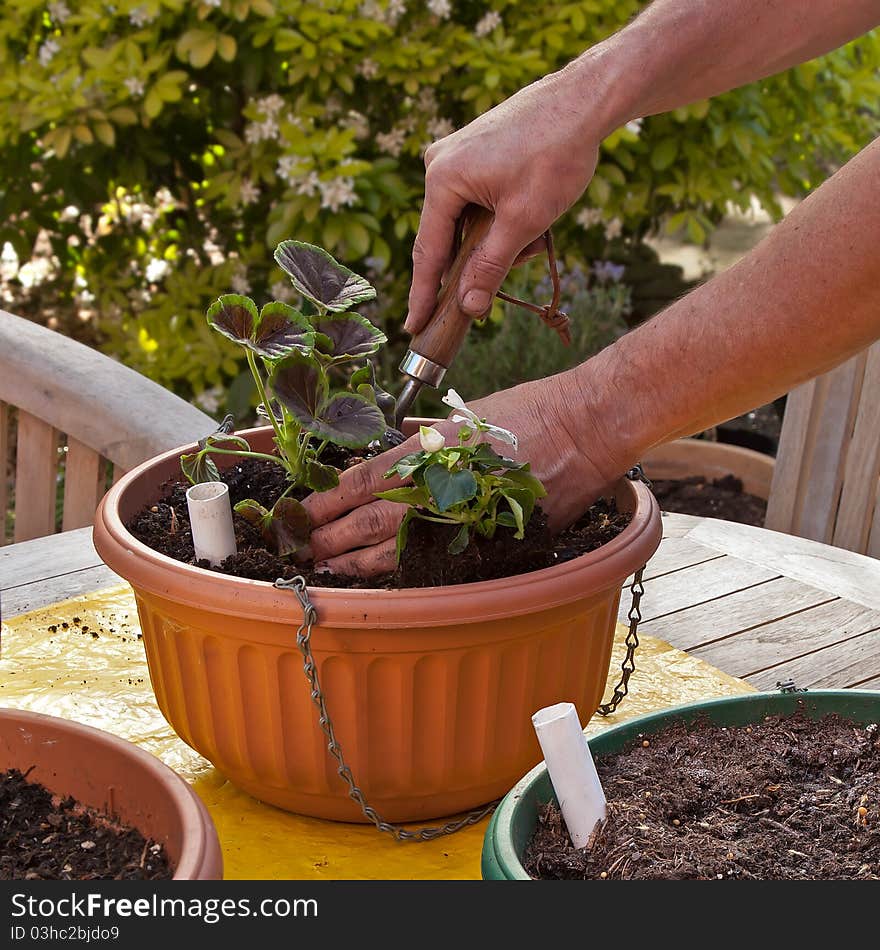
[2,0,878,408]
[378,407,546,559]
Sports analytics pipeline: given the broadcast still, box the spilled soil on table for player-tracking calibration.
[1,768,172,880]
[127,457,632,588]
[525,711,880,880]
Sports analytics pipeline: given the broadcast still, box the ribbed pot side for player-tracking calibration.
[93,426,661,822]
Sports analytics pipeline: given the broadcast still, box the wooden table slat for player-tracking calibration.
[1,564,123,620]
[0,527,102,589]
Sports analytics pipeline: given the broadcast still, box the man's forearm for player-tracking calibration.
[562,0,880,136]
[566,134,880,473]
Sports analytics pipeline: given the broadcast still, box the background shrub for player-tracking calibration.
[2,0,878,418]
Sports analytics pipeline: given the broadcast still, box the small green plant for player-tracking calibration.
[377,390,547,560]
[181,240,397,555]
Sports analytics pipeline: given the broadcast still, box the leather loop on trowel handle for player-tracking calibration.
[408,204,495,370]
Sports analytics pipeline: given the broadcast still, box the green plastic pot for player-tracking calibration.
[481,689,880,880]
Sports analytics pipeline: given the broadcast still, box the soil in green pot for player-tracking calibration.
[1,768,172,881]
[525,712,880,880]
[127,457,632,588]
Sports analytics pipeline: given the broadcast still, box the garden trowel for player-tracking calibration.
[394,204,496,428]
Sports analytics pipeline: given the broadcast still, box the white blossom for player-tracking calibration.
[231,270,251,295]
[48,1,71,23]
[375,127,407,157]
[256,94,286,118]
[604,217,623,241]
[58,205,79,223]
[625,118,643,136]
[124,76,145,97]
[416,87,437,114]
[239,179,260,206]
[294,171,321,197]
[386,0,406,23]
[203,0,222,6]
[196,386,224,414]
[441,389,518,449]
[318,176,357,212]
[343,110,370,140]
[17,258,55,289]
[475,11,501,36]
[357,58,379,79]
[576,207,602,230]
[244,116,280,144]
[0,242,19,281]
[270,280,296,303]
[202,238,226,266]
[419,425,446,453]
[129,4,156,27]
[426,117,454,141]
[427,0,450,18]
[38,39,60,68]
[145,258,169,282]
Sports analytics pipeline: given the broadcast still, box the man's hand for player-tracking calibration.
[405,67,614,335]
[300,373,626,577]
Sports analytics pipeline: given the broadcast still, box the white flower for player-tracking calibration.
[244,116,280,144]
[343,110,370,140]
[427,0,450,18]
[375,127,407,157]
[239,179,260,206]
[196,386,224,414]
[426,117,454,141]
[625,118,643,136]
[357,58,379,79]
[576,207,602,230]
[416,87,437,114]
[0,242,19,281]
[256,94,286,118]
[38,39,60,68]
[270,280,296,303]
[231,270,251,295]
[293,170,321,197]
[604,217,623,241]
[17,258,55,288]
[129,4,156,27]
[441,389,518,449]
[202,238,226,266]
[124,76,145,97]
[318,176,357,212]
[386,0,406,23]
[48,1,71,23]
[419,425,446,453]
[203,0,222,6]
[145,257,169,283]
[59,205,79,222]
[475,10,501,36]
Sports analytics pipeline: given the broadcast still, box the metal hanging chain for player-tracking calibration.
[274,576,500,841]
[596,464,653,717]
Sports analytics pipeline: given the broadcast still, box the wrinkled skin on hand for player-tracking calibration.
[405,67,604,333]
[300,374,623,577]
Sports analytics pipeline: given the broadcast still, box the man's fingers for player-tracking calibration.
[308,500,404,563]
[459,216,533,316]
[316,538,398,578]
[406,186,466,334]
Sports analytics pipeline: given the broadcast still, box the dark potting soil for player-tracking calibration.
[651,474,767,527]
[0,768,172,880]
[127,457,632,588]
[524,712,880,880]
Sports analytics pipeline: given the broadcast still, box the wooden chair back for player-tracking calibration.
[1,311,216,543]
[765,340,880,557]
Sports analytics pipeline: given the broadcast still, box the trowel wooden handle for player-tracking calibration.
[408,204,494,370]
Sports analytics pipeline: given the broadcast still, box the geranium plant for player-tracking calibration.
[377,390,547,559]
[181,240,398,555]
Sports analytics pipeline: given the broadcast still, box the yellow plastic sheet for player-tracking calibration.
[1,585,754,880]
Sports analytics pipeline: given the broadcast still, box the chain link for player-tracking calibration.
[274,576,499,841]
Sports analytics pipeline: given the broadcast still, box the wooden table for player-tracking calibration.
[3,512,880,692]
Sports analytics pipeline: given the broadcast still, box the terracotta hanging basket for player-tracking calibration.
[0,708,223,879]
[93,423,661,823]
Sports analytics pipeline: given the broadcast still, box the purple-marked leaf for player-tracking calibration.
[304,458,340,492]
[266,497,311,557]
[251,302,315,360]
[310,393,386,448]
[207,294,258,346]
[180,451,220,485]
[273,241,376,312]
[269,352,327,425]
[312,312,386,361]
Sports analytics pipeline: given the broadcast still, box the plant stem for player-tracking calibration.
[246,349,285,448]
[206,447,285,466]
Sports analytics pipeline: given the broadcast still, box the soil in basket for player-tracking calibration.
[524,711,880,880]
[651,474,766,526]
[127,458,632,588]
[1,768,172,880]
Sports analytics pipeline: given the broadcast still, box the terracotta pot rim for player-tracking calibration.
[94,425,662,627]
[0,708,222,880]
